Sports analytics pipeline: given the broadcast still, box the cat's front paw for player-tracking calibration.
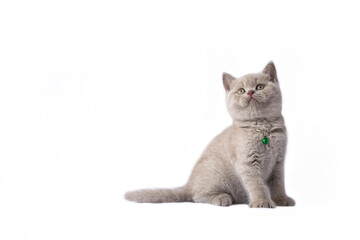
[273,196,295,206]
[249,199,276,208]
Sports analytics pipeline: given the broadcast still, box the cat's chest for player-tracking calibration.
[235,126,287,176]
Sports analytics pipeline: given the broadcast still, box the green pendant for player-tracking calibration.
[262,136,269,145]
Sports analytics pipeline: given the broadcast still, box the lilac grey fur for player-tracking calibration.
[125,62,295,208]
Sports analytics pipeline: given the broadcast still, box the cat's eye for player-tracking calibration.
[256,84,265,90]
[236,88,246,95]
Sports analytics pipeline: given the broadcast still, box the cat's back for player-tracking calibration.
[186,125,247,203]
[201,125,236,160]
[189,125,237,176]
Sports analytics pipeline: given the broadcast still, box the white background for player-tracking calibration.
[1,0,359,239]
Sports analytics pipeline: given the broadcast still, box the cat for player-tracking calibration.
[125,62,295,208]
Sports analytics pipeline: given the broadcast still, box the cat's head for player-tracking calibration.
[223,62,282,121]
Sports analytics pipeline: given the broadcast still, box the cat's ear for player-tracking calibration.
[223,72,235,91]
[263,61,278,82]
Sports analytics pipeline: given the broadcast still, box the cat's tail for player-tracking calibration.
[124,186,192,203]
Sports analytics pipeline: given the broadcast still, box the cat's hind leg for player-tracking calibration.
[193,192,233,206]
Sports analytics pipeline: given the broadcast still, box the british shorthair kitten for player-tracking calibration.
[125,62,295,208]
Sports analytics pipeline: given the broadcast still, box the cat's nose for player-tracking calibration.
[247,90,255,96]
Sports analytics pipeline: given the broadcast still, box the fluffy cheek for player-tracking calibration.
[226,96,242,115]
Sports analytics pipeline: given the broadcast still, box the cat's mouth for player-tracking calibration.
[246,96,259,106]
[248,96,255,103]
[239,97,258,107]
